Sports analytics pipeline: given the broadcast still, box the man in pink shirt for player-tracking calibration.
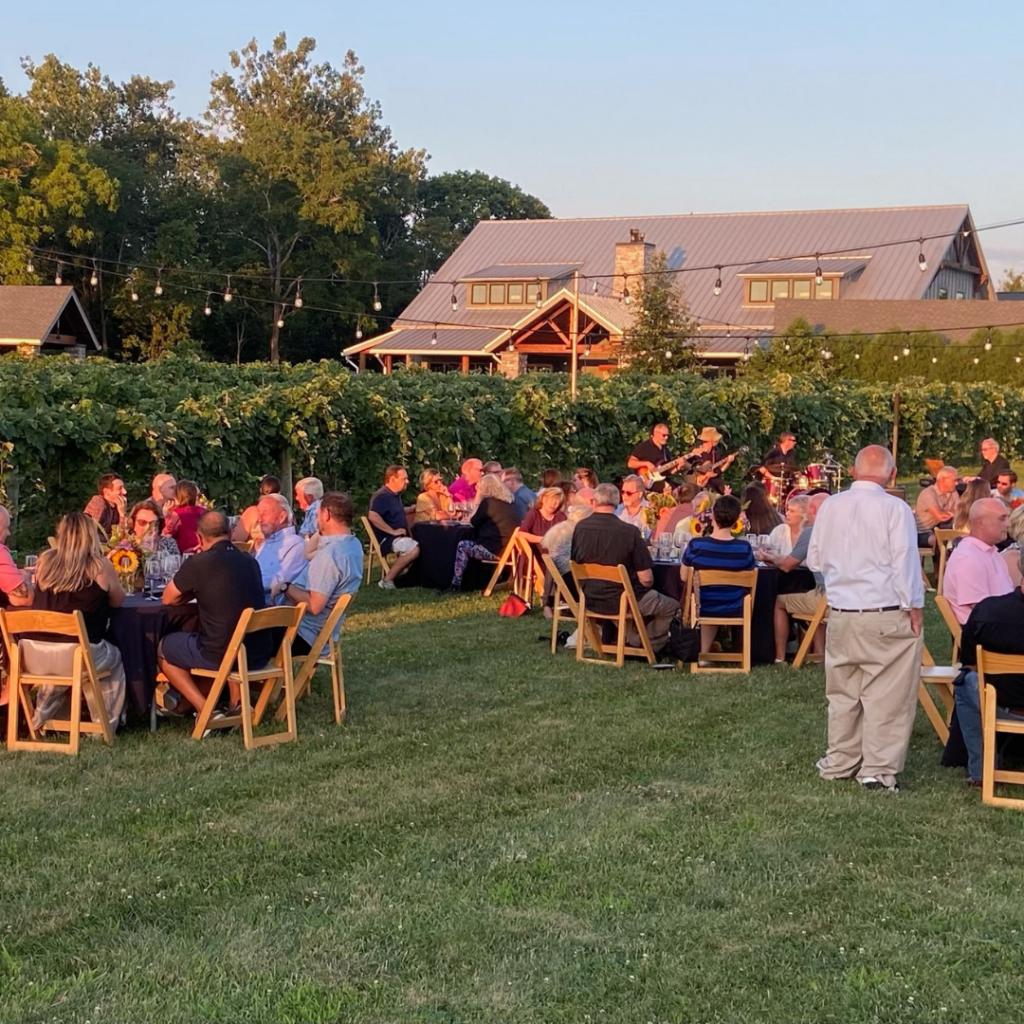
[448,458,483,505]
[944,498,1013,624]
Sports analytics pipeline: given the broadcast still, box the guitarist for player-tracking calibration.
[685,426,732,494]
[628,424,691,493]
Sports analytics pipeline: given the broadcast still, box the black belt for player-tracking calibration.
[830,605,901,614]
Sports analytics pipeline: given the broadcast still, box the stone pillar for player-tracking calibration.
[67,344,87,363]
[497,350,528,378]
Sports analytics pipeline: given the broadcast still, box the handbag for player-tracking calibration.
[498,593,531,617]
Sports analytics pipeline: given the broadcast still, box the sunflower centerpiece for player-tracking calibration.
[104,526,147,593]
[687,494,746,539]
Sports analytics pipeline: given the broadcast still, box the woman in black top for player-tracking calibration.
[28,513,127,731]
[446,475,522,592]
[741,485,783,536]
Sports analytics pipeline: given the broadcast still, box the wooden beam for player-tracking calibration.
[384,355,393,375]
[461,355,470,375]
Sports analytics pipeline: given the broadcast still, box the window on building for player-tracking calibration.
[792,279,812,300]
[955,290,965,300]
[749,280,769,303]
[937,287,949,300]
[489,283,506,304]
[771,280,790,301]
[471,284,488,304]
[526,282,543,305]
[507,283,524,304]
[469,281,540,305]
[815,280,834,300]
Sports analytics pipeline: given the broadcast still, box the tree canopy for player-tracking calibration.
[0,36,552,363]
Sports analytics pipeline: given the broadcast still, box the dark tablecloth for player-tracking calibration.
[108,595,199,716]
[652,561,778,666]
[405,522,475,590]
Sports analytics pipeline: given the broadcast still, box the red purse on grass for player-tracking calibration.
[498,593,530,617]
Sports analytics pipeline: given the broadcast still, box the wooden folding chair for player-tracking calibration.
[0,609,114,754]
[918,547,935,591]
[569,561,656,667]
[916,595,962,744]
[977,649,1024,809]
[934,527,967,596]
[483,529,530,599]
[191,603,306,750]
[791,590,829,669]
[680,571,694,628]
[689,568,758,674]
[275,593,354,725]
[360,516,393,584]
[540,553,578,654]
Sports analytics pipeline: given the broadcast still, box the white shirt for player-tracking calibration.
[767,522,795,559]
[255,525,306,594]
[616,503,648,530]
[807,481,924,610]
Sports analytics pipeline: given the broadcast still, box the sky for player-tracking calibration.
[3,0,1023,283]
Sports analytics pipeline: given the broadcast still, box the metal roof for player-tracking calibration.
[396,205,983,335]
[0,286,100,349]
[736,258,869,277]
[462,263,582,280]
[345,326,507,356]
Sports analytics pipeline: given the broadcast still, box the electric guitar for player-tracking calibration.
[687,447,749,487]
[636,455,692,487]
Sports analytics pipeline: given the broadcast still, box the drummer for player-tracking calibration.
[759,432,799,480]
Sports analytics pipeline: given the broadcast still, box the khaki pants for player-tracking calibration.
[817,609,922,788]
[626,589,679,653]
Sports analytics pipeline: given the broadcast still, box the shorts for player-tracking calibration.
[159,631,223,672]
[391,537,419,556]
[780,589,826,618]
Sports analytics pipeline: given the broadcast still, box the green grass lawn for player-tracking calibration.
[2,586,1024,1023]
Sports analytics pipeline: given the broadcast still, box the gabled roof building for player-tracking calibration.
[0,286,100,358]
[344,204,996,375]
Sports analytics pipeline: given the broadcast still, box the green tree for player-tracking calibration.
[999,268,1024,292]
[412,170,551,273]
[618,251,697,373]
[202,33,426,363]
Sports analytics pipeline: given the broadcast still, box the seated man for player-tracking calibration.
[501,468,536,520]
[254,493,306,600]
[84,473,127,534]
[768,493,829,663]
[483,460,503,476]
[994,470,1024,505]
[944,497,1013,624]
[449,458,483,505]
[976,438,1011,485]
[151,473,177,515]
[682,494,757,655]
[369,466,420,590]
[953,557,1024,786]
[615,474,649,530]
[915,465,959,547]
[159,510,272,718]
[294,477,323,538]
[570,482,679,656]
[277,491,362,656]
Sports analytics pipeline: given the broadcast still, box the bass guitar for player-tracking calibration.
[686,447,749,487]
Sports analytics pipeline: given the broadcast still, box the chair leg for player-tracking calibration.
[982,685,997,806]
[332,642,346,725]
[280,651,298,741]
[68,663,82,756]
[615,602,627,667]
[192,674,229,740]
[550,600,561,655]
[238,669,256,751]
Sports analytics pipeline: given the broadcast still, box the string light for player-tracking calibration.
[918,238,928,272]
[373,282,382,312]
[294,280,303,308]
[90,261,99,287]
[591,280,599,295]
[276,315,285,329]
[355,326,363,340]
[450,288,458,312]
[713,267,722,296]
[902,346,910,357]
[973,356,980,364]
[623,276,631,305]
[223,275,233,303]
[821,348,832,360]
[854,353,860,360]
[154,269,164,297]
[932,356,938,363]
[893,355,899,361]
[130,278,139,302]
[430,328,438,345]
[1017,356,1022,364]
[203,293,212,316]
[984,333,993,351]
[535,279,543,308]
[54,262,62,286]
[814,255,823,286]
[26,256,34,274]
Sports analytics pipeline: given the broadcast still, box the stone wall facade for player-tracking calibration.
[496,350,529,378]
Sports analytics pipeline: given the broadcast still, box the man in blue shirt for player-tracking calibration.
[502,468,536,520]
[368,466,420,590]
[294,477,323,540]
[254,493,306,600]
[278,492,363,656]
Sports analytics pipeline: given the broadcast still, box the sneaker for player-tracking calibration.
[196,706,241,738]
[860,777,899,793]
[378,578,396,590]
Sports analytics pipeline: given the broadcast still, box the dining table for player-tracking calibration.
[651,560,779,666]
[405,521,475,590]
[108,594,199,729]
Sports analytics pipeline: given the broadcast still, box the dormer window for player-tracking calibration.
[467,280,546,306]
[745,277,838,304]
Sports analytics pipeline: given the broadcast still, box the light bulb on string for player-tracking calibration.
[355,326,363,341]
[814,255,823,286]
[450,288,458,312]
[294,281,303,308]
[224,275,233,303]
[90,262,99,288]
[854,353,861,360]
[203,293,212,316]
[154,269,164,297]
[984,333,993,351]
[591,280,599,295]
[973,357,980,364]
[932,357,938,364]
[917,238,928,272]
[535,279,543,308]
[277,316,285,329]
[26,256,34,274]
[821,348,832,360]
[902,346,910,357]
[1016,356,1022,364]
[373,282,382,312]
[54,263,62,286]
[623,278,631,305]
[130,279,139,303]
[713,267,722,297]
[431,329,438,346]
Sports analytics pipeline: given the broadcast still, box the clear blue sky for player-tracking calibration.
[4,0,1023,281]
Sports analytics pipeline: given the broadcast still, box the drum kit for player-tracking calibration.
[763,453,843,508]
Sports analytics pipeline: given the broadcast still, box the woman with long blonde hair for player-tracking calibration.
[29,513,127,732]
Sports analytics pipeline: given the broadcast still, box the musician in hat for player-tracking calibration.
[686,427,729,494]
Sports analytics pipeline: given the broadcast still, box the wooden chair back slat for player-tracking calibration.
[569,561,656,667]
[976,648,1024,809]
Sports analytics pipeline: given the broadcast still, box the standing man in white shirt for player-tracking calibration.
[807,445,925,793]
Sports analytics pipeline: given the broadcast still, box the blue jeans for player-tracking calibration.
[954,671,1024,782]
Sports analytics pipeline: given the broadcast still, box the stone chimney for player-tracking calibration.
[612,228,654,300]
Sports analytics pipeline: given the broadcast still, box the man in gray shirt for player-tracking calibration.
[915,465,958,546]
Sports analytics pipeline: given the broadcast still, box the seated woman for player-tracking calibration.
[446,474,522,592]
[415,469,456,523]
[164,480,206,554]
[741,484,783,541]
[521,487,568,619]
[541,503,592,609]
[231,475,281,545]
[681,495,756,654]
[954,478,991,531]
[28,512,127,733]
[761,494,809,560]
[127,499,180,557]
